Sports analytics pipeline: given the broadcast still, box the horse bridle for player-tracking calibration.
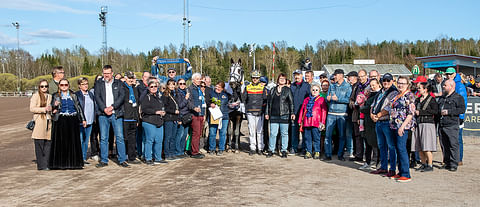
[229,63,244,84]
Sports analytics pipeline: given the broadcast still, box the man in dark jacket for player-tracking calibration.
[438,79,465,172]
[94,65,129,168]
[346,71,359,160]
[123,71,140,164]
[290,69,311,154]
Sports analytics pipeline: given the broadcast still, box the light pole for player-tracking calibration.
[200,47,204,74]
[249,43,256,71]
[99,6,108,66]
[12,22,20,92]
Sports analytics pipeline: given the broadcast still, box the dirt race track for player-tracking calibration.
[0,97,479,206]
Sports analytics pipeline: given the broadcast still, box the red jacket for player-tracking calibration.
[298,96,327,128]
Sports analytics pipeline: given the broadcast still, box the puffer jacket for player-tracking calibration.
[298,95,328,128]
[265,86,294,119]
[242,82,267,115]
[327,80,352,113]
[177,88,193,118]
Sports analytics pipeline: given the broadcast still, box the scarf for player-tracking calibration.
[124,82,137,107]
[306,95,317,118]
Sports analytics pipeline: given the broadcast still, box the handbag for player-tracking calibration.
[181,113,193,124]
[26,119,35,130]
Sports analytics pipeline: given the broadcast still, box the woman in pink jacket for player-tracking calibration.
[299,83,328,159]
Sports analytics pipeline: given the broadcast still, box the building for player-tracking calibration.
[416,54,480,76]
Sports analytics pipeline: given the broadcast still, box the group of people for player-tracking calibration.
[29,60,467,183]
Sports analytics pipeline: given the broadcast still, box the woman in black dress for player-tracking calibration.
[49,79,86,169]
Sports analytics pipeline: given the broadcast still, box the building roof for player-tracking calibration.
[321,64,412,76]
[415,54,480,61]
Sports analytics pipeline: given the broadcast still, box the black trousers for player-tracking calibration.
[123,121,137,161]
[353,122,363,159]
[439,125,460,168]
[34,139,51,170]
[90,120,100,157]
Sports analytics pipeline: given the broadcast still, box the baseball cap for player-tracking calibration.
[124,71,135,79]
[333,69,344,75]
[445,67,456,74]
[167,67,176,72]
[293,69,302,75]
[413,76,427,83]
[381,73,394,81]
[346,71,358,77]
[259,76,268,84]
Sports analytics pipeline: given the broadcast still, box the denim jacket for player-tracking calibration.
[327,80,352,114]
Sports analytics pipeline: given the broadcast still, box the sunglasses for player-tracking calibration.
[39,85,48,88]
[382,79,391,83]
[178,83,186,85]
[446,73,454,76]
[168,71,176,74]
[60,84,69,87]
[150,86,158,88]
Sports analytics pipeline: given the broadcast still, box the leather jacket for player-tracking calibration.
[266,86,294,118]
[51,90,86,122]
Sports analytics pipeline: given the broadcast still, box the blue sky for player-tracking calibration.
[0,0,479,57]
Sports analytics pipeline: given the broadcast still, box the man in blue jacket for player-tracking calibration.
[324,69,352,161]
[445,67,467,165]
[151,57,192,84]
[290,69,311,154]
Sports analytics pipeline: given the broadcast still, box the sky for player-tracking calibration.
[0,0,479,57]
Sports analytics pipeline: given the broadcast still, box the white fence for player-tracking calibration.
[0,91,32,97]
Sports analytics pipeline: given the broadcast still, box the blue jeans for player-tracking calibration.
[209,119,229,151]
[395,130,410,178]
[163,121,178,158]
[325,114,346,158]
[345,116,354,155]
[459,128,463,162]
[99,115,127,163]
[143,122,164,161]
[269,122,289,152]
[175,124,189,156]
[79,124,92,161]
[375,121,396,171]
[304,127,321,153]
[136,123,146,158]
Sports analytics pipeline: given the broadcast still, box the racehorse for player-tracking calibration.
[226,58,244,153]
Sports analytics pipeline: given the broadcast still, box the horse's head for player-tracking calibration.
[229,58,244,87]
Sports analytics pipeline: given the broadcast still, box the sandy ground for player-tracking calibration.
[0,97,479,206]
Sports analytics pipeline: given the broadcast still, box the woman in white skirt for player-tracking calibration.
[413,82,438,172]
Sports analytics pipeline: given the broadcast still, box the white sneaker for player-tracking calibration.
[91,155,99,161]
[358,163,370,170]
[348,153,355,158]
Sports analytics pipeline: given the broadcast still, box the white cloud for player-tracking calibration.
[139,12,183,22]
[27,29,78,39]
[0,32,37,47]
[0,0,95,14]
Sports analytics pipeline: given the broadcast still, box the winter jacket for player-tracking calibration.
[75,89,97,125]
[327,80,352,114]
[242,82,267,116]
[265,86,294,119]
[415,95,438,124]
[298,96,328,128]
[438,92,466,127]
[290,81,311,117]
[151,63,193,84]
[360,90,379,146]
[177,88,193,118]
[207,90,230,120]
[141,93,164,127]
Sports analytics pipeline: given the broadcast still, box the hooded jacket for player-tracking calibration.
[453,74,468,120]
